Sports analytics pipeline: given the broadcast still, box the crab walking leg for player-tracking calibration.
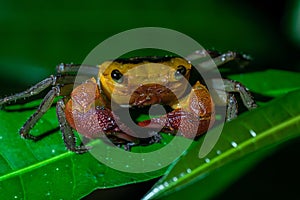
[226,93,238,121]
[211,51,251,67]
[55,63,99,84]
[56,99,90,153]
[222,79,257,110]
[0,64,99,107]
[19,86,60,139]
[184,49,210,61]
[188,50,252,72]
[208,87,238,121]
[210,78,257,112]
[56,63,100,85]
[56,63,98,77]
[0,76,56,106]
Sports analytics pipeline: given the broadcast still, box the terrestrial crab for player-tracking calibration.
[0,50,257,153]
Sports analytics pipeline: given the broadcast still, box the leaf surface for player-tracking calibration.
[143,85,300,200]
[0,101,169,199]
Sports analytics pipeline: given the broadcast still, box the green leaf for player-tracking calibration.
[228,69,300,97]
[1,69,300,199]
[0,100,169,199]
[143,88,300,200]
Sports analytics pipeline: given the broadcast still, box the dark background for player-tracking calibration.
[1,0,300,95]
[1,0,300,199]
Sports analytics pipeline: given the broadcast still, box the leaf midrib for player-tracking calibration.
[0,151,73,182]
[149,113,300,199]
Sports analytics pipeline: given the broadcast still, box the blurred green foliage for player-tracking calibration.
[287,0,300,47]
[0,0,299,94]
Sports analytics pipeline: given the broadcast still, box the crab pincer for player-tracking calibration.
[138,81,216,138]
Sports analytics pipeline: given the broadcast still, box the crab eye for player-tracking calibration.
[111,69,123,83]
[174,65,187,80]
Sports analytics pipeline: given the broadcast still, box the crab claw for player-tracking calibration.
[138,81,216,138]
[65,78,142,147]
[138,109,214,138]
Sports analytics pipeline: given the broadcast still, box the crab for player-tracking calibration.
[0,50,257,153]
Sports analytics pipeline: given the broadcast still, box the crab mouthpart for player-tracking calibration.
[129,84,177,107]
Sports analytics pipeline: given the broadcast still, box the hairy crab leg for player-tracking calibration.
[226,93,238,121]
[56,63,100,88]
[19,86,60,139]
[210,78,257,110]
[185,50,252,73]
[56,98,90,154]
[0,76,56,106]
[56,63,98,77]
[207,78,256,121]
[0,64,99,107]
